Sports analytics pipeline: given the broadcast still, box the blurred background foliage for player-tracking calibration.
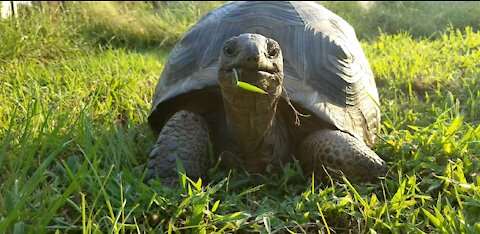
[3,1,478,50]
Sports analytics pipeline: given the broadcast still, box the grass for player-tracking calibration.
[321,1,480,41]
[1,1,479,233]
[67,1,224,49]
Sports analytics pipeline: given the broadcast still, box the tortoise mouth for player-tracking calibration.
[222,68,281,92]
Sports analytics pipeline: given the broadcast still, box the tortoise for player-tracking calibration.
[145,1,388,186]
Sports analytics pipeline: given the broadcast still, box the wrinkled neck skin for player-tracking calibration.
[219,71,288,172]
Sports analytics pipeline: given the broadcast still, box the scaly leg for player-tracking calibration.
[298,130,387,183]
[145,110,210,187]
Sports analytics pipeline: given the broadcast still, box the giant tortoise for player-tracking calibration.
[145,1,388,186]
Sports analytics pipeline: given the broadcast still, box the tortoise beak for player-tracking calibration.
[230,68,268,94]
[220,67,281,96]
[218,34,283,94]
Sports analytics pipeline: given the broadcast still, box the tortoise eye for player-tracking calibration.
[267,39,280,58]
[223,41,236,57]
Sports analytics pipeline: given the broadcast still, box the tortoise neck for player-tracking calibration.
[221,88,284,170]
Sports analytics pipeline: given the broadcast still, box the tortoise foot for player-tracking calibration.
[298,130,387,183]
[145,110,210,187]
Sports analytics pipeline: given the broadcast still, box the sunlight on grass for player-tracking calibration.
[0,1,479,233]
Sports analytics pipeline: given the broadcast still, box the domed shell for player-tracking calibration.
[149,1,381,145]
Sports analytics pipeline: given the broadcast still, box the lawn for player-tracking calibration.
[0,1,479,233]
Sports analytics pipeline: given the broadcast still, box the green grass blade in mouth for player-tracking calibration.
[236,81,268,94]
[231,68,240,85]
[232,68,267,94]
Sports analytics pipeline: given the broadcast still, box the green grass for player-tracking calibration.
[321,1,480,41]
[1,1,479,233]
[69,1,224,48]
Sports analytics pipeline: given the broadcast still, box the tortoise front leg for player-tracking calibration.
[298,130,387,183]
[145,110,210,187]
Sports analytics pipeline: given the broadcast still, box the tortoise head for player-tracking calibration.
[217,34,286,168]
[218,33,284,97]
